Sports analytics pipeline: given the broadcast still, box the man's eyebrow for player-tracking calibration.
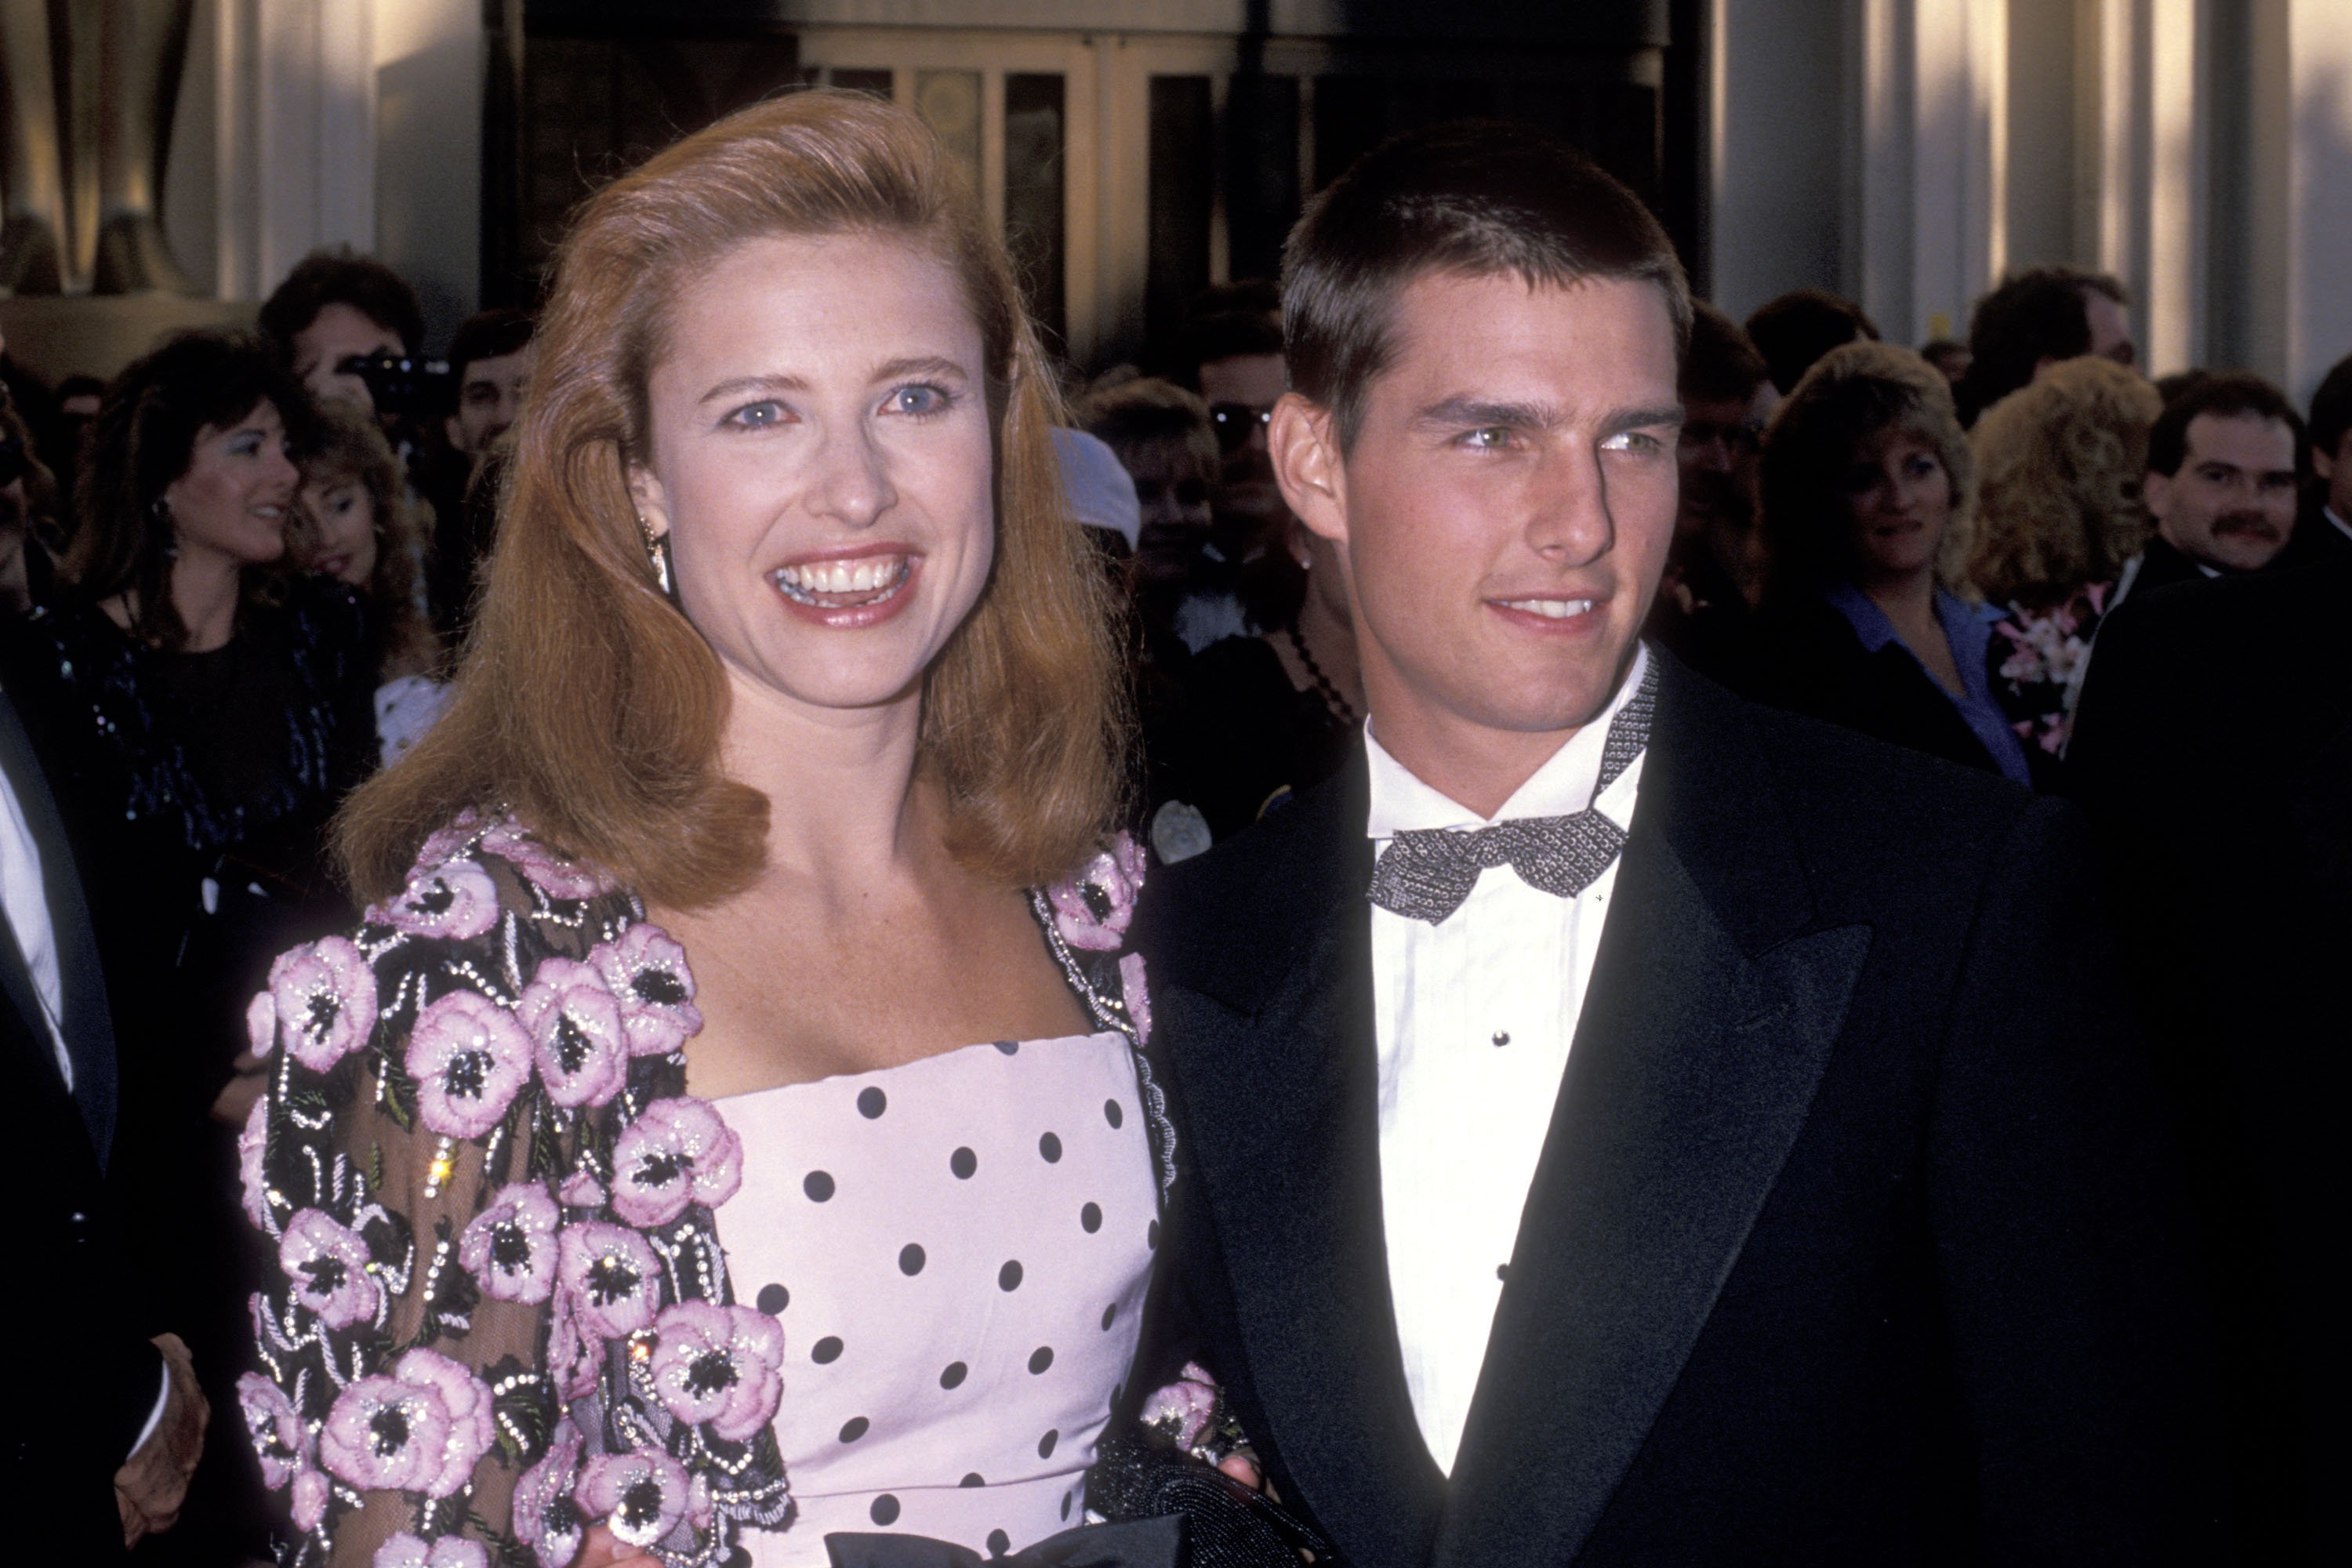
[1603,404,1686,435]
[1412,396,1559,430]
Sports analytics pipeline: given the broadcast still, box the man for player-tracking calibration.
[2069,560,2352,1562]
[1646,301,1771,677]
[1956,266,2134,424]
[1742,288,1877,396]
[423,307,535,634]
[1135,122,2218,1565]
[2,575,208,1555]
[2121,373,2305,601]
[256,247,426,414]
[2281,350,2352,565]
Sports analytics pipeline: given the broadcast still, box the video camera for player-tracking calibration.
[336,351,452,421]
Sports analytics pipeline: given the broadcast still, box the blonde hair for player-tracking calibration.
[292,397,439,680]
[1965,356,2161,606]
[1759,340,1976,599]
[336,89,1127,906]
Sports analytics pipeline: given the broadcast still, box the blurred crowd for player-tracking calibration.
[3,237,2347,1561]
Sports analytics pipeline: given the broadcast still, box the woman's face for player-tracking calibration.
[296,470,379,587]
[163,401,298,569]
[1839,424,1951,585]
[627,231,996,721]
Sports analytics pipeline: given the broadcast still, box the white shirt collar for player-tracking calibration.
[1364,644,1650,840]
[2327,505,2352,543]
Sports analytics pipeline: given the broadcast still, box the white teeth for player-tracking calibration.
[773,556,909,606]
[1499,597,1595,619]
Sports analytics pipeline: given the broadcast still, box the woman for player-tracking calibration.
[1738,340,2035,786]
[1965,357,2161,757]
[290,397,452,764]
[239,93,1167,1568]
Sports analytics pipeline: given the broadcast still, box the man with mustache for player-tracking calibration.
[2122,374,2306,601]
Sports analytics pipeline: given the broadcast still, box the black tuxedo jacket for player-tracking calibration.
[1134,655,2222,1567]
[1,686,155,1558]
[2067,561,2352,1560]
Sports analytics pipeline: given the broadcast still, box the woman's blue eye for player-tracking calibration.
[727,401,788,429]
[887,384,950,416]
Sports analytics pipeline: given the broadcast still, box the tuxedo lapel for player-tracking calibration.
[1433,662,1870,1568]
[1157,760,1446,1568]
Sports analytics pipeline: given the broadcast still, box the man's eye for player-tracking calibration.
[724,401,789,430]
[885,384,952,417]
[1602,430,1666,456]
[1463,427,1512,450]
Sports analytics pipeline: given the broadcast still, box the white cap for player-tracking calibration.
[1052,426,1142,551]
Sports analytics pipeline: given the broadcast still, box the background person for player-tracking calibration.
[1955,265,2136,426]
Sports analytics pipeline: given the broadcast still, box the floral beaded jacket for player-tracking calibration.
[238,813,1162,1568]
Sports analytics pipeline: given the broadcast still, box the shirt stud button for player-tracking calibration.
[1491,1030,1511,1047]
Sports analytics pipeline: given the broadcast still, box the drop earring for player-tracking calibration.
[638,517,677,600]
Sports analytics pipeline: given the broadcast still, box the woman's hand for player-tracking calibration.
[1217,1451,1264,1491]
[570,1523,662,1567]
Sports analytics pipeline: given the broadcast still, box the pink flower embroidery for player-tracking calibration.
[481,818,615,900]
[414,808,485,873]
[609,1097,742,1227]
[515,957,629,1109]
[648,1301,785,1442]
[235,1373,304,1490]
[245,989,276,1058]
[238,1094,271,1230]
[546,1289,600,1402]
[265,937,377,1073]
[318,1348,493,1498]
[373,1534,488,1568]
[280,1208,381,1330]
[557,1170,607,1210]
[290,1465,329,1531]
[557,1221,663,1339]
[1120,953,1152,1044]
[513,1421,586,1568]
[375,857,499,942]
[405,991,532,1139]
[1142,1361,1222,1451]
[577,1449,693,1549]
[589,924,703,1057]
[1047,835,1146,952]
[456,1182,561,1304]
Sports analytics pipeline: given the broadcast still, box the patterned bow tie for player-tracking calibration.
[1367,661,1657,925]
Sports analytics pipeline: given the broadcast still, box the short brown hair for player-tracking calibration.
[1759,340,1975,600]
[1282,120,1691,450]
[1077,376,1217,481]
[336,89,1127,907]
[1965,358,2161,605]
[292,398,440,677]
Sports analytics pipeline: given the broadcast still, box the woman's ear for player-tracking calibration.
[1270,392,1349,549]
[625,460,670,540]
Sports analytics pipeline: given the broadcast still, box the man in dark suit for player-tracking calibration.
[2068,561,2352,1562]
[1133,123,2221,1566]
[2,640,207,1547]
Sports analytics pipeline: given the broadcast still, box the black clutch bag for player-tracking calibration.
[1085,1432,1338,1568]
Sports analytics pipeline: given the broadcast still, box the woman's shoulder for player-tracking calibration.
[365,808,629,947]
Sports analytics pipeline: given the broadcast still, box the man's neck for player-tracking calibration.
[1361,655,1636,821]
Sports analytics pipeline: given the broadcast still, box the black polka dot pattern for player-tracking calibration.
[1080,1203,1102,1233]
[961,1473,985,1488]
[755,1283,788,1315]
[1039,1132,1062,1163]
[1037,1428,1058,1459]
[840,1416,869,1443]
[870,1494,901,1526]
[811,1336,843,1364]
[1102,1302,1117,1330]
[1104,1099,1123,1129]
[1061,1491,1073,1521]
[999,1260,1024,1291]
[899,1243,926,1276]
[858,1087,887,1119]
[1028,1345,1054,1374]
[993,1040,1019,1055]
[804,1170,836,1202]
[1147,1219,1160,1250]
[950,1146,978,1180]
[940,1361,968,1389]
[987,1530,1011,1557]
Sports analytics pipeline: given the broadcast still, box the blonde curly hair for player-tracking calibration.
[1965,356,2161,607]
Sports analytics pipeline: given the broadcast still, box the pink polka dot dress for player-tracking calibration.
[711,1031,1159,1565]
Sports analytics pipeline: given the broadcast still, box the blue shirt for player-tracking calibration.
[1824,583,2034,786]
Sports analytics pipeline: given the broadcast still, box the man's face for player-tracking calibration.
[291,302,405,412]
[2145,412,2299,572]
[446,341,535,459]
[2313,426,2352,524]
[1675,381,1773,542]
[1199,350,1287,528]
[1278,271,1680,758]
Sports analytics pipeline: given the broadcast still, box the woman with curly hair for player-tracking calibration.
[1737,340,2034,784]
[288,397,451,764]
[1965,357,2161,757]
[237,91,1184,1568]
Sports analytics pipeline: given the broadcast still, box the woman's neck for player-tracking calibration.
[170,550,244,652]
[717,674,933,895]
[1858,565,1939,626]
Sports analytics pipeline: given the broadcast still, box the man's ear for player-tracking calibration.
[625,459,670,539]
[445,415,466,455]
[2314,442,2336,484]
[1271,392,1349,547]
[2141,469,2171,531]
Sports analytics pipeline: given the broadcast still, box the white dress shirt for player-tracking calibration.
[0,760,70,1083]
[1365,645,1649,1474]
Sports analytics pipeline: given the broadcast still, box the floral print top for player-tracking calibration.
[1987,580,2114,759]
[239,814,1161,1568]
